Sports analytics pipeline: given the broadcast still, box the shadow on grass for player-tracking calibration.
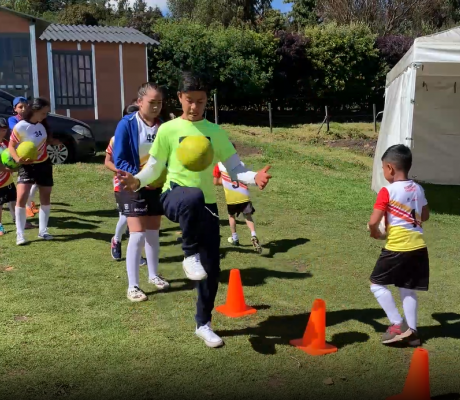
[219,267,312,287]
[52,231,114,243]
[216,309,460,355]
[432,394,460,400]
[421,183,460,216]
[49,216,102,230]
[263,238,310,259]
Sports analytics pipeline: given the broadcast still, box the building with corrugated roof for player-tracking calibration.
[0,6,159,143]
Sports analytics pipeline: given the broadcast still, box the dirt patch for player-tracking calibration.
[327,138,377,157]
[232,141,262,157]
[0,266,15,272]
[14,315,28,322]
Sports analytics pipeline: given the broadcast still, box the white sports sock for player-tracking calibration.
[114,213,127,243]
[28,184,38,207]
[400,288,418,331]
[15,207,26,235]
[371,284,403,325]
[9,201,16,221]
[39,205,51,235]
[251,231,257,237]
[232,232,238,241]
[145,230,160,279]
[126,232,145,288]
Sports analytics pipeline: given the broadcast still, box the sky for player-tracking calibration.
[138,0,293,14]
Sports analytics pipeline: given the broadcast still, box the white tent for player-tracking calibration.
[372,27,460,192]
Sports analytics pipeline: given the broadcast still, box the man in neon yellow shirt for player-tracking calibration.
[118,71,272,348]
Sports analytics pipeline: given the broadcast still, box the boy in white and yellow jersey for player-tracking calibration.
[368,144,429,347]
[213,150,262,254]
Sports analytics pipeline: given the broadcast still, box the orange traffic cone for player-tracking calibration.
[289,299,337,356]
[216,269,257,318]
[386,348,430,400]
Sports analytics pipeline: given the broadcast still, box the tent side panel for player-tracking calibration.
[372,66,416,192]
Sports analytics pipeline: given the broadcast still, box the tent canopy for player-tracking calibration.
[372,27,460,193]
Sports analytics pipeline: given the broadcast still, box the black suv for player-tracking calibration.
[0,89,96,164]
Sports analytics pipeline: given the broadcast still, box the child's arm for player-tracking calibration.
[104,153,117,173]
[212,164,222,186]
[368,209,385,239]
[421,205,430,222]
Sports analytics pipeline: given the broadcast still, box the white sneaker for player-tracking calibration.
[148,275,170,290]
[38,231,54,240]
[16,234,27,246]
[127,286,148,302]
[195,323,224,348]
[183,254,207,281]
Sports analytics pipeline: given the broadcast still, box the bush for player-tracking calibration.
[150,20,277,108]
[305,23,386,109]
[376,35,414,70]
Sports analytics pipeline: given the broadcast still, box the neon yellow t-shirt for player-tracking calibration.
[150,118,236,204]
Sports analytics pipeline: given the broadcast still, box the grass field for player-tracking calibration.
[1,123,460,400]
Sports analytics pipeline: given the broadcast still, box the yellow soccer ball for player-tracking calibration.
[176,136,214,172]
[17,141,38,161]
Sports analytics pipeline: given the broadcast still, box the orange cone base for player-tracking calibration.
[215,304,257,318]
[289,338,338,356]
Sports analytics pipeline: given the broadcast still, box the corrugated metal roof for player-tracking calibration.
[40,24,159,45]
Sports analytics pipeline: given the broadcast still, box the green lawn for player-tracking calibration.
[1,123,460,400]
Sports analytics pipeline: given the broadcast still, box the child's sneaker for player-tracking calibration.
[140,256,147,266]
[404,330,422,347]
[26,207,35,218]
[31,202,39,214]
[381,320,412,344]
[38,230,54,241]
[195,323,224,348]
[127,286,147,302]
[227,236,240,246]
[16,233,27,246]
[111,237,122,261]
[251,236,262,254]
[148,275,170,290]
[183,254,207,281]
[0,224,5,236]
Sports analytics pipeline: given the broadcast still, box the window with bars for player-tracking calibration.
[53,51,94,108]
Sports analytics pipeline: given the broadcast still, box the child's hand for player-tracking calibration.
[118,170,140,192]
[18,157,34,165]
[255,165,272,190]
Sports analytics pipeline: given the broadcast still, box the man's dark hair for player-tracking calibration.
[381,144,412,173]
[0,117,7,128]
[178,70,210,94]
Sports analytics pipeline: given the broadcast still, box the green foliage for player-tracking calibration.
[151,20,277,106]
[286,0,317,31]
[305,23,385,107]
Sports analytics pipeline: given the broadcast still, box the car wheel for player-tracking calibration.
[47,140,73,164]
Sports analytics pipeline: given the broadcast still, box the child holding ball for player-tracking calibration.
[118,71,272,348]
[368,144,429,346]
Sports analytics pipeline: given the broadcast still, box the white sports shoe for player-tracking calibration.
[16,234,27,246]
[127,286,148,302]
[195,323,224,348]
[148,275,170,290]
[183,254,207,281]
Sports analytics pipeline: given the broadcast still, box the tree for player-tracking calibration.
[315,0,448,35]
[255,8,287,32]
[375,35,413,70]
[286,0,317,31]
[128,0,163,36]
[167,0,198,19]
[58,3,101,25]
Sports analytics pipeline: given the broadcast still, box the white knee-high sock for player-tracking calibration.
[39,205,51,235]
[28,184,38,207]
[371,284,403,325]
[126,232,145,288]
[114,213,127,243]
[15,207,26,235]
[145,230,160,279]
[9,201,16,221]
[400,288,418,331]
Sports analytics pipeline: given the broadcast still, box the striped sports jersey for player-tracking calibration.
[374,180,428,252]
[10,120,48,163]
[213,162,250,205]
[0,140,13,189]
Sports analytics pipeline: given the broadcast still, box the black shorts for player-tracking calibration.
[227,201,255,217]
[370,247,429,291]
[0,183,17,205]
[115,187,163,217]
[17,158,53,187]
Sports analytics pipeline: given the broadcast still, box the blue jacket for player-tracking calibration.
[8,116,19,131]
[113,112,163,175]
[113,113,142,175]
